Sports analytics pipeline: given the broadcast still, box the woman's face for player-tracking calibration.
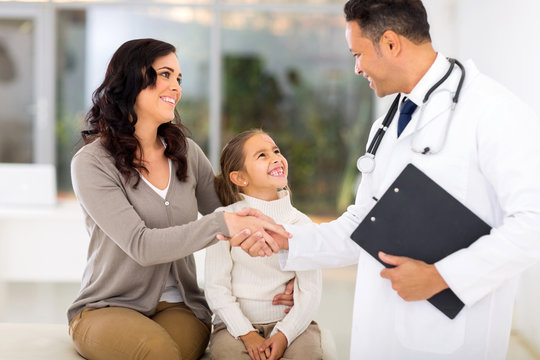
[134,52,182,127]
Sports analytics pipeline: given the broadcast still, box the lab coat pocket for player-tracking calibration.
[394,299,467,353]
[415,153,468,204]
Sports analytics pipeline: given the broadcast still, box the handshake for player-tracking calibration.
[221,207,291,257]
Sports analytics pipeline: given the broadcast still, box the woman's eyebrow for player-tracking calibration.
[157,66,177,73]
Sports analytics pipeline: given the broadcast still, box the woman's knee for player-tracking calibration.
[135,334,181,360]
[70,306,182,360]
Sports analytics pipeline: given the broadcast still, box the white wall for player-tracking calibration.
[454,0,540,115]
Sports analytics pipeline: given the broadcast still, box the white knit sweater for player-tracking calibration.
[204,191,322,345]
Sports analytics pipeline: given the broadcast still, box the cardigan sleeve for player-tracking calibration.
[71,149,229,267]
[189,138,223,215]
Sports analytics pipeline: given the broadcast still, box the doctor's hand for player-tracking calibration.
[220,209,291,257]
[378,251,449,301]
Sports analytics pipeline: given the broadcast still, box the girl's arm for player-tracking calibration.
[204,238,256,338]
[271,269,322,345]
[272,211,322,345]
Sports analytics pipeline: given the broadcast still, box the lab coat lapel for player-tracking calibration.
[397,64,462,141]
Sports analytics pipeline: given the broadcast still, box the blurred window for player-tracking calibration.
[23,1,372,216]
[0,19,34,164]
[221,11,372,215]
[56,6,212,192]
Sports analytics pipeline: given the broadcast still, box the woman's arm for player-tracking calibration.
[72,150,229,266]
[191,139,223,215]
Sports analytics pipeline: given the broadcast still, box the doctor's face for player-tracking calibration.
[346,21,394,97]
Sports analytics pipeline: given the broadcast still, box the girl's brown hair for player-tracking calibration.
[215,129,266,206]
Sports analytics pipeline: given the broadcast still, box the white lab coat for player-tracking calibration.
[279,54,540,359]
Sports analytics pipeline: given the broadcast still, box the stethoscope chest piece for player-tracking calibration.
[357,153,376,174]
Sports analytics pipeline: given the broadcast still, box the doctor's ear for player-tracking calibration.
[380,30,401,55]
[230,171,248,187]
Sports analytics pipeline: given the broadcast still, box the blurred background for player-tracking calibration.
[0,0,539,359]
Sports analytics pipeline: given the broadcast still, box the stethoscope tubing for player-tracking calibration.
[367,94,401,155]
[357,58,465,174]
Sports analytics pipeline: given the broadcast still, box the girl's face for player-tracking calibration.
[134,52,182,127]
[237,133,288,201]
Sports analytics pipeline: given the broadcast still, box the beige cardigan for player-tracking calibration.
[67,138,227,323]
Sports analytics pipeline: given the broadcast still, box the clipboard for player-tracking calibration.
[350,163,491,319]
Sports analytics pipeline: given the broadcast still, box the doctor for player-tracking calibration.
[224,0,540,359]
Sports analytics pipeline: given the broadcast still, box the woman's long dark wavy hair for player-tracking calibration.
[81,38,189,187]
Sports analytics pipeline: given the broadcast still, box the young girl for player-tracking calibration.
[205,129,322,360]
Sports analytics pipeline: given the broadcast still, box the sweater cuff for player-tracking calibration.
[217,309,256,339]
[271,323,294,346]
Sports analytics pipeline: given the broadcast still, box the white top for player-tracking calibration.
[139,158,172,199]
[205,192,321,345]
[139,158,183,304]
[280,54,540,359]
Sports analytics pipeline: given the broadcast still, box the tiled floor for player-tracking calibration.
[0,268,538,360]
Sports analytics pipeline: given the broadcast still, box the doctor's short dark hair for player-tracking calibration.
[344,0,431,45]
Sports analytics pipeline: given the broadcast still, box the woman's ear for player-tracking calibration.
[229,171,248,187]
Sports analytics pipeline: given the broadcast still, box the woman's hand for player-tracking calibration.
[273,278,294,314]
[259,331,287,360]
[240,331,270,360]
[221,208,291,257]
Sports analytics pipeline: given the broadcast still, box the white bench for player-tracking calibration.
[0,323,82,359]
[0,323,337,359]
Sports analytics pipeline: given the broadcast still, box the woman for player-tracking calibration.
[67,38,288,360]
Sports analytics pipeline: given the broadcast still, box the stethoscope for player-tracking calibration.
[356,58,466,174]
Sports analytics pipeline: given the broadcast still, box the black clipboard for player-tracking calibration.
[350,163,491,319]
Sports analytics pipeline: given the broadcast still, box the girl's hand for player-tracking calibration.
[240,331,269,360]
[234,208,291,252]
[259,331,287,360]
[272,278,294,313]
[222,209,291,256]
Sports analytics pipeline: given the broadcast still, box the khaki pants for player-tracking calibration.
[209,321,322,360]
[69,302,211,360]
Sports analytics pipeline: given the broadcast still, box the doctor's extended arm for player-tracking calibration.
[279,204,367,271]
[228,205,364,271]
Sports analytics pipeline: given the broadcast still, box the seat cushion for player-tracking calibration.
[0,323,82,359]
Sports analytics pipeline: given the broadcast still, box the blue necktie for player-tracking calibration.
[397,99,417,137]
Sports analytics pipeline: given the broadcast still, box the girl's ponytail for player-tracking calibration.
[214,172,241,207]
